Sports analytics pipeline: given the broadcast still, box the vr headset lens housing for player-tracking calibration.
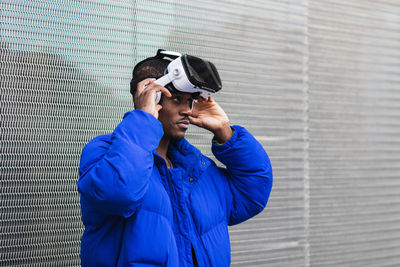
[183,55,221,93]
[154,52,222,99]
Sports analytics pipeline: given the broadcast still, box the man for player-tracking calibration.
[77,50,273,266]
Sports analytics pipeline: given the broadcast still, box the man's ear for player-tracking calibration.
[130,78,138,96]
[158,93,165,106]
[132,95,136,108]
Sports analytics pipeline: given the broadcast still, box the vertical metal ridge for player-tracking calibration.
[302,2,310,266]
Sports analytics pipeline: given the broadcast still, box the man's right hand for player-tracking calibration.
[134,78,172,119]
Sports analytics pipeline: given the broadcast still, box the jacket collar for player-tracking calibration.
[167,138,210,180]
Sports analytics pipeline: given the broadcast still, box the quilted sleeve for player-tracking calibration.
[212,125,273,225]
[77,110,163,218]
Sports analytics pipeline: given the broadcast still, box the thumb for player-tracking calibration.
[189,115,202,127]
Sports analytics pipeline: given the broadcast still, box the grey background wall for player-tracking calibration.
[1,0,399,266]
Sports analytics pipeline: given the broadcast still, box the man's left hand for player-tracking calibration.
[189,97,233,143]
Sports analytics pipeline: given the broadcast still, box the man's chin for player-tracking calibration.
[171,133,186,141]
[169,129,187,141]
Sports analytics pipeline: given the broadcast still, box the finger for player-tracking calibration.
[191,102,201,114]
[143,82,172,98]
[137,78,156,95]
[188,116,201,126]
[157,86,172,98]
[189,110,198,118]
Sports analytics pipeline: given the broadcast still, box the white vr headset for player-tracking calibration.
[131,49,222,104]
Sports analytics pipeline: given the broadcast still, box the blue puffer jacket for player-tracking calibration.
[78,110,273,267]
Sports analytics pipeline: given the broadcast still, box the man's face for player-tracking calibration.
[158,92,195,141]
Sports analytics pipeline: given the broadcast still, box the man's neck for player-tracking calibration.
[156,136,172,168]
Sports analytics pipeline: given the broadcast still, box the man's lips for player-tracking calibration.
[176,119,190,129]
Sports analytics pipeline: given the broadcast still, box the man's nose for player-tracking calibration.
[179,103,192,115]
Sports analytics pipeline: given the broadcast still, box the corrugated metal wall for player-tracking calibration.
[308,1,400,266]
[1,0,399,266]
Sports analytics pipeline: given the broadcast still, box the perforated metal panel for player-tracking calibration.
[1,1,136,266]
[1,0,400,266]
[308,1,400,266]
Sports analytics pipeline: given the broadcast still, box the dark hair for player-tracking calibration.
[130,58,170,96]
